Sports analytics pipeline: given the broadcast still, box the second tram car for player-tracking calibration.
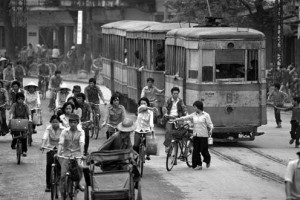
[101,21,267,142]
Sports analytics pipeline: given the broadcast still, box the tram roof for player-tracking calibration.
[166,27,265,40]
[102,20,159,32]
[143,23,196,33]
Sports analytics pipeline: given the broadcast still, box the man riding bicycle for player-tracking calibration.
[84,78,106,118]
[48,70,63,111]
[56,113,85,193]
[38,62,51,91]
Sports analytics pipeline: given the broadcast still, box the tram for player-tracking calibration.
[101,21,267,142]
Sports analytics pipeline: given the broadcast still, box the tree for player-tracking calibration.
[164,0,284,32]
[0,0,15,59]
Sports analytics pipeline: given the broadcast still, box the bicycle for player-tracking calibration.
[13,132,27,165]
[105,123,118,139]
[42,146,59,200]
[136,130,152,177]
[166,121,193,171]
[89,102,101,140]
[57,154,85,200]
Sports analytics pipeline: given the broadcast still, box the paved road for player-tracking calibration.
[0,77,296,199]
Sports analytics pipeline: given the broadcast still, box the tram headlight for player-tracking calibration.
[226,105,233,114]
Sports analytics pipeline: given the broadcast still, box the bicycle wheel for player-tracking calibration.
[51,166,58,200]
[139,144,145,177]
[166,142,177,171]
[185,139,193,168]
[63,175,73,200]
[94,115,100,140]
[16,141,22,165]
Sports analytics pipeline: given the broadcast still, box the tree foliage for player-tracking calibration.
[164,0,281,32]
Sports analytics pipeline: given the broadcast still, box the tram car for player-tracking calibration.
[101,21,267,142]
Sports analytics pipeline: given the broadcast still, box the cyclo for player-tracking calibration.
[85,149,142,200]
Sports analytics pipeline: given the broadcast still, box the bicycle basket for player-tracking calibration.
[69,159,80,181]
[171,124,190,139]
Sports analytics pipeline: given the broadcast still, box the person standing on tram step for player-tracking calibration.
[162,87,187,152]
[141,77,164,118]
[268,82,288,128]
[285,151,300,199]
[175,100,213,170]
[275,97,300,148]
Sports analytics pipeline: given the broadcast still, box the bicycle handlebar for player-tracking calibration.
[106,123,117,129]
[57,155,84,160]
[41,146,57,152]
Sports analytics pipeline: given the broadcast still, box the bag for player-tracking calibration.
[146,133,158,155]
[32,108,43,126]
[10,119,29,131]
[69,159,80,181]
[208,136,213,145]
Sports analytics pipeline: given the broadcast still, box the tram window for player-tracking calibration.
[202,66,213,82]
[215,50,245,80]
[247,50,258,81]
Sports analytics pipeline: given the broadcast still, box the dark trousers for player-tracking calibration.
[0,108,9,133]
[84,128,89,155]
[274,106,282,125]
[192,137,211,168]
[46,151,61,187]
[290,120,300,145]
[11,131,27,153]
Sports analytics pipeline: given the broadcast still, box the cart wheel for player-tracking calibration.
[136,181,142,200]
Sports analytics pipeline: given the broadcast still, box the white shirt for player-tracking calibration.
[52,48,60,58]
[180,111,214,137]
[25,90,41,110]
[170,98,179,117]
[135,108,154,132]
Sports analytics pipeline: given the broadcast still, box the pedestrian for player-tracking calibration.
[268,82,288,128]
[175,101,213,170]
[40,114,64,192]
[162,87,187,152]
[141,77,164,118]
[24,81,41,134]
[275,97,300,148]
[285,151,300,199]
[0,80,9,135]
[76,93,92,155]
[102,93,126,139]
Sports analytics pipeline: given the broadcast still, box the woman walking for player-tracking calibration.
[175,100,213,170]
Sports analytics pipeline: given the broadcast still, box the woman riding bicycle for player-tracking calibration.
[10,92,32,157]
[55,83,71,113]
[133,97,155,160]
[59,102,76,128]
[24,81,41,134]
[40,114,64,192]
[67,96,82,119]
[102,93,125,139]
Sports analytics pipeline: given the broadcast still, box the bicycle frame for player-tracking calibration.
[136,130,151,177]
[13,132,26,165]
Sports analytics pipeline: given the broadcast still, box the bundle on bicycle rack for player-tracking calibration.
[86,149,137,200]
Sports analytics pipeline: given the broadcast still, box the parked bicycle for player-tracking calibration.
[166,120,193,171]
[42,146,60,200]
[57,154,85,200]
[89,102,101,140]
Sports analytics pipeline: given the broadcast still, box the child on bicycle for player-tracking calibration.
[133,97,155,160]
[10,92,32,157]
[41,114,64,192]
[102,94,126,139]
[57,113,85,193]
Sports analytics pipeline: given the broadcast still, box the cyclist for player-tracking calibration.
[38,62,51,91]
[24,82,41,134]
[59,102,75,128]
[0,80,9,135]
[162,87,187,153]
[67,97,82,119]
[40,114,64,192]
[14,61,26,87]
[66,85,81,101]
[3,62,15,91]
[55,83,71,112]
[102,94,125,139]
[133,97,155,160]
[10,92,32,157]
[56,113,85,193]
[48,70,63,111]
[8,80,24,110]
[141,77,164,118]
[84,78,106,120]
[76,93,92,155]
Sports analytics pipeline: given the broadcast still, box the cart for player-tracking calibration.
[84,149,142,200]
